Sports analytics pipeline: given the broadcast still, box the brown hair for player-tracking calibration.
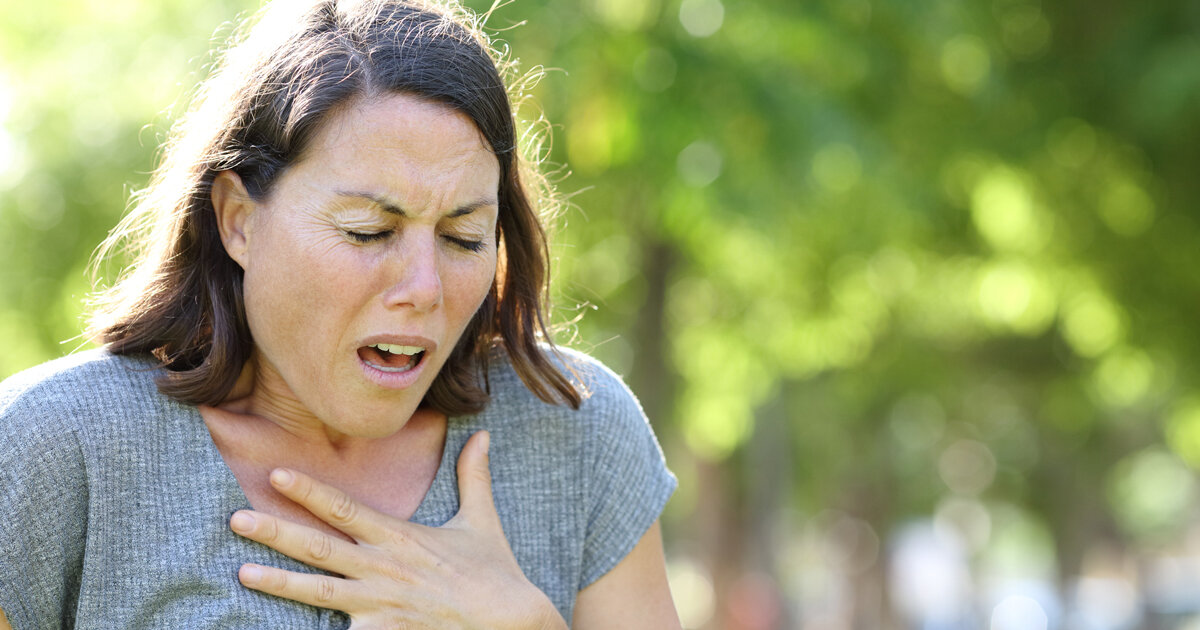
[90,0,581,414]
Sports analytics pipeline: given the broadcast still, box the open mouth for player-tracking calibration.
[357,343,427,373]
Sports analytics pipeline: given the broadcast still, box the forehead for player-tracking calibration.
[290,93,500,204]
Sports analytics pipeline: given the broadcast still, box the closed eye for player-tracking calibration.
[346,230,392,243]
[444,235,486,252]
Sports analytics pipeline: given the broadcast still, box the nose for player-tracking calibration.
[381,230,442,312]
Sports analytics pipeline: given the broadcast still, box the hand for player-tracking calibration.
[228,431,567,630]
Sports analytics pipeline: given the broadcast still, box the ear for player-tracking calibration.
[211,170,256,269]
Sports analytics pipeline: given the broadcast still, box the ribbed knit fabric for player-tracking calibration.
[0,347,675,629]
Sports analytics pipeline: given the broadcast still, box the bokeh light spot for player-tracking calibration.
[1091,347,1155,408]
[1000,6,1052,59]
[889,394,947,450]
[976,260,1055,335]
[680,391,751,461]
[941,34,991,95]
[1061,291,1124,358]
[812,142,862,193]
[677,140,723,187]
[14,172,66,231]
[632,47,677,92]
[0,128,18,189]
[1107,448,1195,539]
[935,497,992,553]
[889,522,971,624]
[971,167,1047,252]
[1046,118,1097,169]
[991,595,1048,630]
[1165,397,1200,468]
[590,0,659,31]
[818,512,881,575]
[1099,177,1155,237]
[1070,576,1142,630]
[678,0,724,38]
[981,505,1057,580]
[567,96,636,175]
[939,439,997,495]
[0,72,23,190]
[666,556,715,629]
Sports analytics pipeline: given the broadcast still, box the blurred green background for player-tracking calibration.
[3,0,1200,628]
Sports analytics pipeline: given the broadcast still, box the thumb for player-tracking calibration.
[455,430,499,526]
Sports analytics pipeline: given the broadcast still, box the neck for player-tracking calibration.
[218,354,365,453]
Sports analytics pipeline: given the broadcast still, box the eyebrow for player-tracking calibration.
[335,191,498,218]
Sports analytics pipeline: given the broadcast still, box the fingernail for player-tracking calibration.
[230,511,256,533]
[241,565,263,585]
[270,469,294,487]
[481,431,490,456]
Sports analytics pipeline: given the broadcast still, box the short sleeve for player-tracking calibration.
[577,365,677,589]
[0,374,90,630]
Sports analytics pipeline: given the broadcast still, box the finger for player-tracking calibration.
[230,510,374,578]
[454,430,499,527]
[268,468,395,545]
[238,562,365,612]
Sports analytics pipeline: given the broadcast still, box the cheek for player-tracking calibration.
[447,254,498,320]
[242,228,363,348]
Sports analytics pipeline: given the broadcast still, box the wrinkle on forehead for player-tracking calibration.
[279,93,500,219]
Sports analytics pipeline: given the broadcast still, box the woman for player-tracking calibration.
[0,1,678,628]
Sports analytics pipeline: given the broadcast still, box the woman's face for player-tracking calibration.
[221,93,499,439]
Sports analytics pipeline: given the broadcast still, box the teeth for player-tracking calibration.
[370,343,424,356]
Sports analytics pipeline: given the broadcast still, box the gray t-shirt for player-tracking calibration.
[0,347,675,629]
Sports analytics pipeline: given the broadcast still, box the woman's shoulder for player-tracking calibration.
[486,344,646,420]
[0,349,162,424]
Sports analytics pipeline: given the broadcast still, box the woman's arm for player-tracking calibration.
[571,520,681,630]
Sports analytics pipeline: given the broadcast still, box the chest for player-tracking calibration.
[72,406,588,628]
[224,457,438,542]
[201,408,446,541]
